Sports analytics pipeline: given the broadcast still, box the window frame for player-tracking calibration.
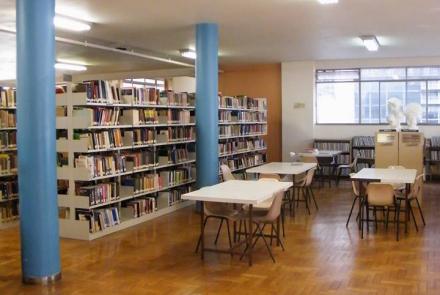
[315,66,440,125]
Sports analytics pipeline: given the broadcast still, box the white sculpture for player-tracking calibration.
[387,97,404,131]
[405,103,423,130]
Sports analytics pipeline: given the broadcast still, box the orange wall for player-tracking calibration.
[219,64,282,161]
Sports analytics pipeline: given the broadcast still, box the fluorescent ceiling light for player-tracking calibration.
[54,15,91,32]
[318,0,339,4]
[360,35,380,51]
[55,62,87,71]
[179,49,196,59]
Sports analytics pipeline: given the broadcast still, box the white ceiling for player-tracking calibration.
[2,0,440,79]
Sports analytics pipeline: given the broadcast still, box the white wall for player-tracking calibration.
[170,76,196,92]
[282,56,440,161]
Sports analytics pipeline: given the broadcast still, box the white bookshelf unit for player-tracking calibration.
[218,96,267,178]
[56,81,196,240]
[0,87,18,228]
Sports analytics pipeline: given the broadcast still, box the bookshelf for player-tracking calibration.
[0,87,18,228]
[56,81,196,240]
[352,136,375,170]
[218,96,267,179]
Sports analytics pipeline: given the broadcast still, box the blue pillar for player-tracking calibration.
[196,23,219,188]
[16,0,61,284]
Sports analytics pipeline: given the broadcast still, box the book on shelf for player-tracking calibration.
[72,107,121,126]
[219,153,266,172]
[159,91,193,106]
[0,131,16,149]
[218,95,267,111]
[75,182,119,206]
[76,206,120,233]
[124,150,156,170]
[128,129,156,146]
[158,109,192,124]
[157,147,191,165]
[84,80,122,103]
[0,154,17,174]
[0,87,16,108]
[218,138,266,155]
[157,186,193,209]
[74,155,127,178]
[0,180,18,200]
[219,125,266,137]
[0,204,19,221]
[0,110,16,128]
[156,127,195,143]
[159,167,192,187]
[121,87,159,105]
[72,129,123,150]
[120,109,159,125]
[120,197,156,219]
[352,136,375,148]
[122,173,161,194]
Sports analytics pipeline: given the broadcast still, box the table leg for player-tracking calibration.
[358,181,364,231]
[200,201,205,260]
[405,183,410,234]
[248,204,253,266]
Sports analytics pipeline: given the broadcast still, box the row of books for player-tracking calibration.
[219,125,266,137]
[219,110,266,123]
[121,197,156,218]
[76,206,120,233]
[73,107,120,126]
[75,155,127,178]
[161,188,187,207]
[121,89,194,107]
[0,204,18,221]
[85,80,122,103]
[158,148,193,165]
[0,181,18,200]
[156,127,195,142]
[219,154,266,171]
[352,136,375,147]
[120,109,193,125]
[78,129,123,150]
[0,110,16,128]
[430,136,440,147]
[131,129,155,145]
[0,131,16,149]
[218,96,267,111]
[313,140,351,153]
[430,151,440,161]
[76,182,118,206]
[353,149,375,159]
[0,88,16,108]
[126,151,156,170]
[219,139,266,155]
[0,154,17,174]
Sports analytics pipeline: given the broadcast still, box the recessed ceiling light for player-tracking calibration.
[54,15,91,32]
[360,35,380,51]
[55,62,87,71]
[318,0,339,4]
[179,49,196,59]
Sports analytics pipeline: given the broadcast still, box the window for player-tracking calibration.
[316,66,440,124]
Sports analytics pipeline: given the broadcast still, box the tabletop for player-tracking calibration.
[299,150,342,158]
[350,168,417,184]
[181,180,292,205]
[246,162,317,175]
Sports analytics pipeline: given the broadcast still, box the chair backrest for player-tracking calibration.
[305,168,316,186]
[220,164,235,181]
[388,165,406,169]
[318,156,334,166]
[262,191,284,222]
[351,157,358,169]
[411,174,424,198]
[259,173,281,181]
[367,183,395,206]
[349,173,359,197]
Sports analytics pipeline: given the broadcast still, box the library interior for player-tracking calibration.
[2,0,440,294]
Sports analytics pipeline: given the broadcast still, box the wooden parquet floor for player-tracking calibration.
[1,181,440,295]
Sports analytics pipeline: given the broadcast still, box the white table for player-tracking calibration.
[246,162,317,176]
[350,168,417,238]
[182,180,292,266]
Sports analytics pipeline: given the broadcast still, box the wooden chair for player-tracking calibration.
[336,157,358,186]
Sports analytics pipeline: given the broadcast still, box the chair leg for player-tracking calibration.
[195,216,209,253]
[409,205,419,232]
[257,224,276,263]
[366,202,370,234]
[237,220,242,242]
[226,220,233,257]
[270,224,274,246]
[385,207,390,230]
[415,198,426,226]
[336,168,342,186]
[360,199,364,239]
[346,196,358,227]
[214,218,224,245]
[303,187,311,215]
[281,206,285,238]
[273,222,285,251]
[396,200,401,241]
[309,187,318,210]
[373,206,378,231]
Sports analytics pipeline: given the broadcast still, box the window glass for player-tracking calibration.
[407,81,427,123]
[407,67,440,80]
[379,82,406,124]
[361,82,379,123]
[316,82,359,123]
[316,69,359,82]
[361,68,405,81]
[427,81,440,124]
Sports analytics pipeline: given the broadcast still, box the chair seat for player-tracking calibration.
[243,197,274,211]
